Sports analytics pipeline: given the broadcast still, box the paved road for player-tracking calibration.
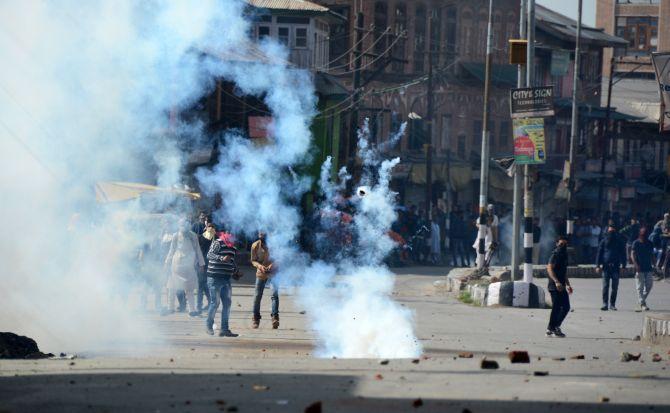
[1,267,669,413]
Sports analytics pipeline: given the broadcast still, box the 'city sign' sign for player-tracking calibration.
[509,86,555,119]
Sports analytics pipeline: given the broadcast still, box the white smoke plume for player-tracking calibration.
[1,0,420,358]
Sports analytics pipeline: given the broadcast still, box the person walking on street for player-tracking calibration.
[206,232,239,337]
[195,222,216,315]
[449,207,469,267]
[631,228,655,311]
[164,218,205,316]
[596,223,626,311]
[546,235,573,338]
[250,231,279,329]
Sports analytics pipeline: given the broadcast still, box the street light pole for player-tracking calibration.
[523,0,535,283]
[425,10,435,223]
[511,0,527,281]
[477,0,494,270]
[567,0,582,238]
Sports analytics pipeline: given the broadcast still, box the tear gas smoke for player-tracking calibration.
[1,0,420,358]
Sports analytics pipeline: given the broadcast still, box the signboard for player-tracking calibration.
[651,52,670,133]
[248,116,274,139]
[550,50,570,77]
[510,86,555,119]
[513,118,546,164]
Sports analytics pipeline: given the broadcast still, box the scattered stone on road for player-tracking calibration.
[533,371,549,376]
[600,397,610,403]
[480,358,499,369]
[412,398,423,408]
[652,353,662,362]
[379,359,389,365]
[458,352,474,359]
[570,354,585,360]
[621,352,642,362]
[508,351,530,364]
[304,401,322,413]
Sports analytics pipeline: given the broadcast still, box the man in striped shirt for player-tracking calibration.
[205,232,239,337]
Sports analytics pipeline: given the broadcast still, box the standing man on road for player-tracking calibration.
[546,235,573,338]
[631,228,655,311]
[206,232,239,337]
[250,231,279,329]
[449,207,469,267]
[596,223,627,311]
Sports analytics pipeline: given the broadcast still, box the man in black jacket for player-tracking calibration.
[205,232,239,337]
[596,223,627,311]
[546,235,573,338]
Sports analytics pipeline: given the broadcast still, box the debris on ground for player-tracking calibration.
[458,352,474,359]
[508,351,530,364]
[379,359,389,365]
[621,352,642,362]
[215,400,226,405]
[412,398,423,408]
[0,332,52,359]
[570,354,585,360]
[480,358,499,369]
[411,359,420,364]
[533,371,549,376]
[299,311,306,315]
[600,397,610,403]
[552,357,565,361]
[304,401,322,413]
[253,384,270,391]
[632,335,641,341]
[374,374,384,380]
[652,354,662,362]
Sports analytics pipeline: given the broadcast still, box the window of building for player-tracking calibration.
[278,27,290,46]
[441,114,452,153]
[616,16,658,56]
[295,27,308,48]
[374,2,388,70]
[392,3,407,72]
[499,121,510,151]
[414,4,427,73]
[257,25,270,40]
[457,134,466,159]
[445,7,457,62]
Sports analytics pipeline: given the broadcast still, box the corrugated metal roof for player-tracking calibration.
[536,4,628,47]
[245,0,328,12]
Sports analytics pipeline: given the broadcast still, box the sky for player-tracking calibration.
[536,0,597,27]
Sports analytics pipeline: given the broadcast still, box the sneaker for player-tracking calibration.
[553,328,566,338]
[609,305,617,311]
[600,305,608,311]
[272,315,279,330]
[545,329,554,337]
[206,326,214,336]
[643,305,650,311]
[219,330,239,338]
[252,318,260,329]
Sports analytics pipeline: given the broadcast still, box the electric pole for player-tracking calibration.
[425,9,435,222]
[511,0,526,281]
[596,57,615,218]
[567,0,582,238]
[477,0,494,270]
[523,0,535,283]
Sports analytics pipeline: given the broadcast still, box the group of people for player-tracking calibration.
[544,211,667,338]
[141,212,279,337]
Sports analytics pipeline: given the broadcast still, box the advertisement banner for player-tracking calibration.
[513,118,546,164]
[651,52,670,133]
[509,86,555,118]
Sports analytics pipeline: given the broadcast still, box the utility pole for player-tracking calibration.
[425,9,435,222]
[511,0,527,281]
[477,0,494,270]
[523,0,535,283]
[566,0,582,238]
[347,11,365,165]
[596,57,615,218]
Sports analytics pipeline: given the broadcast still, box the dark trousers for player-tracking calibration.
[450,238,469,267]
[548,290,571,330]
[602,266,620,307]
[253,277,279,320]
[197,269,211,312]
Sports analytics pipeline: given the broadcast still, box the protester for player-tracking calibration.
[191,212,208,236]
[449,207,469,267]
[487,204,500,245]
[195,222,216,314]
[429,216,441,265]
[631,228,655,311]
[546,235,573,338]
[596,223,627,311]
[206,231,239,337]
[590,219,602,261]
[620,217,641,264]
[164,218,205,316]
[250,231,279,329]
